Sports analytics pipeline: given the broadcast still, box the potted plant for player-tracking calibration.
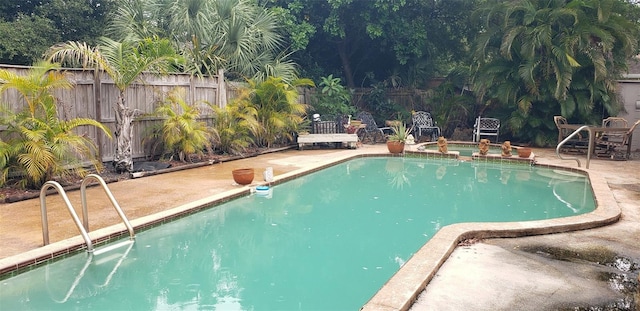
[345,125,358,134]
[387,122,411,154]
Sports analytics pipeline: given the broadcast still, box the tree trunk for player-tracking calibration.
[113,93,136,173]
[337,40,356,89]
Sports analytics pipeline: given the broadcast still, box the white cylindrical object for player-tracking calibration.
[263,167,274,182]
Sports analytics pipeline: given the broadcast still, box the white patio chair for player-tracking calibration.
[473,117,500,142]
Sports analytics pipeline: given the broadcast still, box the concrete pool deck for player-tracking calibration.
[0,144,638,310]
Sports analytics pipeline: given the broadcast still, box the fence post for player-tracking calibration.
[217,69,226,108]
[92,68,105,161]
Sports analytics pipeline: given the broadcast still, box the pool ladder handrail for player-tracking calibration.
[555,125,592,169]
[40,174,135,253]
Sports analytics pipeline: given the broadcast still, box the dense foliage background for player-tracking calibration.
[0,0,115,65]
[1,0,639,147]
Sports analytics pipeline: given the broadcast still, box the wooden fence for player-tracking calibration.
[0,65,228,163]
[0,64,433,164]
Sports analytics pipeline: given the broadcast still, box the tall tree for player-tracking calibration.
[0,14,60,65]
[262,0,477,88]
[471,0,639,146]
[47,37,182,173]
[0,0,114,65]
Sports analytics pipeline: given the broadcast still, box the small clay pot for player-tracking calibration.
[517,147,532,158]
[232,168,254,185]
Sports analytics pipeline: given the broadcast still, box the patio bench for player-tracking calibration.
[297,133,358,150]
[297,117,358,150]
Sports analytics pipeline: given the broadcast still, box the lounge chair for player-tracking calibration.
[356,111,392,143]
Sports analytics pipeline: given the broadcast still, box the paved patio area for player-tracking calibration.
[0,144,638,310]
[410,148,640,310]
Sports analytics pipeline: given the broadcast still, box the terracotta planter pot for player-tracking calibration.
[517,147,532,158]
[386,141,405,154]
[232,168,254,185]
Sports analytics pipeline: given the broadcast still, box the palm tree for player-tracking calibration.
[208,98,260,155]
[471,0,638,145]
[0,61,112,188]
[47,37,181,173]
[107,0,297,83]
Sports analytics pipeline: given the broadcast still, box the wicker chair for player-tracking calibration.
[596,119,640,160]
[600,117,629,143]
[554,116,588,152]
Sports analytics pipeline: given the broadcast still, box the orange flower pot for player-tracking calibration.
[232,168,254,185]
[517,147,532,158]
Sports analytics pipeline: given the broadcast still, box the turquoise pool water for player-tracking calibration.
[0,157,595,310]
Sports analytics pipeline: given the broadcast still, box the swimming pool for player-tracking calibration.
[0,157,596,310]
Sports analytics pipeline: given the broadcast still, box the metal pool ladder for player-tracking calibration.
[40,174,135,252]
[555,125,592,169]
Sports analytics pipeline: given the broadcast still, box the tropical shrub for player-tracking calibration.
[365,82,408,123]
[147,87,212,162]
[427,71,475,137]
[241,76,314,147]
[208,99,259,155]
[0,61,112,189]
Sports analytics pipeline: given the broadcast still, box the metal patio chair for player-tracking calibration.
[411,111,440,142]
[472,117,500,143]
